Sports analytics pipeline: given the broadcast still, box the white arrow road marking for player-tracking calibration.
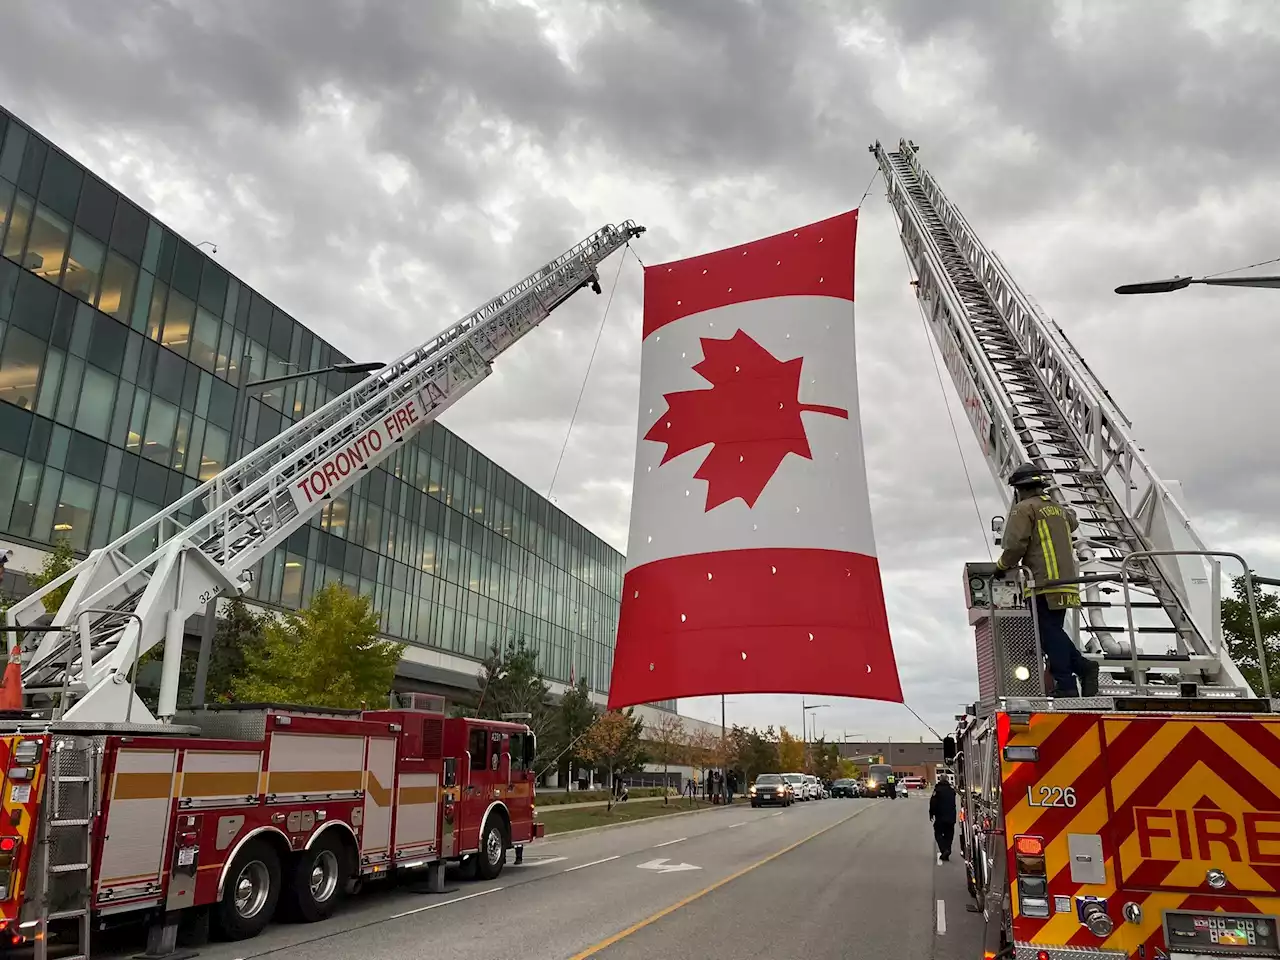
[637,858,702,874]
[562,855,620,873]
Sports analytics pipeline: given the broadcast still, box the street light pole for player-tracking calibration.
[189,356,383,706]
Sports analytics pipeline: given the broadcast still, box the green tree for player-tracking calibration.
[727,724,781,784]
[27,539,77,614]
[809,737,839,781]
[232,583,404,708]
[1223,573,1280,695]
[472,638,554,769]
[778,726,804,772]
[548,679,597,790]
[579,708,646,810]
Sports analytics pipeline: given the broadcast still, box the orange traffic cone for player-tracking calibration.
[0,645,23,711]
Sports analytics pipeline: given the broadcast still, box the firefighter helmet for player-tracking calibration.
[1007,463,1051,490]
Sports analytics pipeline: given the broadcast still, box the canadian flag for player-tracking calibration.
[607,210,902,710]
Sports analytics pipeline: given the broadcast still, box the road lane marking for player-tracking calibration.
[770,812,784,818]
[729,821,747,828]
[569,803,879,959]
[653,837,686,848]
[389,886,503,919]
[517,856,567,867]
[563,855,620,873]
[937,899,946,935]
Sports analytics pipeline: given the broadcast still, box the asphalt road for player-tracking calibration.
[99,794,985,960]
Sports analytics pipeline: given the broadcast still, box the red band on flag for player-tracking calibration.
[608,548,900,709]
[642,210,857,338]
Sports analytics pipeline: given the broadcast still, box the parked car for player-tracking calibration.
[749,773,793,807]
[782,772,809,799]
[830,778,857,798]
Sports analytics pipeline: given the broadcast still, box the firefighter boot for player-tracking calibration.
[1080,659,1100,697]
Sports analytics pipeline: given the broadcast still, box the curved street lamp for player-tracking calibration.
[1115,274,1280,295]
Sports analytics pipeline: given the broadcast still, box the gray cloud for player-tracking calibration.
[3,0,1277,740]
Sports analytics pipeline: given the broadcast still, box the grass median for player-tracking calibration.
[537,798,720,834]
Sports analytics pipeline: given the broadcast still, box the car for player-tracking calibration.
[830,778,857,798]
[804,775,823,799]
[749,773,792,807]
[901,777,926,793]
[781,772,809,799]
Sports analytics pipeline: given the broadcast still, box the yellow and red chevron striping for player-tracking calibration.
[1001,712,1280,959]
[0,735,47,926]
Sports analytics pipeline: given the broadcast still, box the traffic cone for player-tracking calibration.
[0,645,23,711]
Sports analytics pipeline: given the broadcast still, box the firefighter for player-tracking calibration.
[929,775,957,861]
[995,463,1099,697]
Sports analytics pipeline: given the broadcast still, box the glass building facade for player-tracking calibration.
[0,106,658,705]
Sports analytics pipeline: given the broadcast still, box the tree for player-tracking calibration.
[472,639,554,770]
[837,757,860,780]
[547,679,597,790]
[27,539,76,614]
[232,583,404,708]
[728,725,781,784]
[647,712,687,804]
[778,726,804,772]
[1223,574,1280,695]
[685,727,720,778]
[809,737,839,781]
[579,709,646,810]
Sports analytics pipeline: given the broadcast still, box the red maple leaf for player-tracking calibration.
[644,329,849,510]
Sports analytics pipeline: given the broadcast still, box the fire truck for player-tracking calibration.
[0,221,644,957]
[873,138,1280,960]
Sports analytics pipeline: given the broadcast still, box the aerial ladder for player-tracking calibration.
[871,138,1256,699]
[5,221,645,725]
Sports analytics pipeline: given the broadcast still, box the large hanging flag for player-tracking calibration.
[607,210,901,709]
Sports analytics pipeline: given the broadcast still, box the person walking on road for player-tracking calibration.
[726,769,737,805]
[929,776,957,861]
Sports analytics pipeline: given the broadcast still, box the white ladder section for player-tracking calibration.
[871,139,1250,694]
[7,221,645,723]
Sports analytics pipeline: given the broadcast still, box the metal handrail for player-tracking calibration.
[1118,551,1269,699]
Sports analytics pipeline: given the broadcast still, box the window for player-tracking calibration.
[74,176,116,242]
[2,192,33,263]
[0,125,26,182]
[142,396,178,464]
[170,242,201,299]
[25,204,70,282]
[153,347,185,405]
[87,312,127,374]
[110,200,147,263]
[62,230,105,303]
[160,291,193,355]
[509,732,528,772]
[469,728,488,770]
[0,449,21,529]
[39,151,82,221]
[96,252,137,321]
[198,422,227,480]
[0,180,13,248]
[75,365,115,440]
[52,474,96,551]
[189,307,219,371]
[0,326,45,410]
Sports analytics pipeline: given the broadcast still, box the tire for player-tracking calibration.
[213,838,282,941]
[281,833,350,923]
[476,818,507,881]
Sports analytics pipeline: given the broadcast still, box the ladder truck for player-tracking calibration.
[874,139,1280,960]
[0,221,644,956]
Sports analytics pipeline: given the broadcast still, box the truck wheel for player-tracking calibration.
[282,834,349,923]
[476,819,506,881]
[214,838,281,941]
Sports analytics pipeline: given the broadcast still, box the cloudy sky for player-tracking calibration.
[5,0,1278,741]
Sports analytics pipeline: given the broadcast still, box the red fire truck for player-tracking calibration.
[1,225,640,957]
[0,695,541,950]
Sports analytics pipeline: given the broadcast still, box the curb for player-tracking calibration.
[539,801,733,841]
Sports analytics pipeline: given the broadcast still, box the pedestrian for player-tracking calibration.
[994,463,1100,697]
[726,769,737,805]
[930,776,957,861]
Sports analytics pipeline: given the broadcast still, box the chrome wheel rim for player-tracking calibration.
[485,828,503,865]
[234,860,270,919]
[310,849,339,902]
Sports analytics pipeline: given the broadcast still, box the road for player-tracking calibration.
[101,795,985,960]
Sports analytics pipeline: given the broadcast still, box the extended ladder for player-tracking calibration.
[7,222,645,723]
[871,139,1249,694]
